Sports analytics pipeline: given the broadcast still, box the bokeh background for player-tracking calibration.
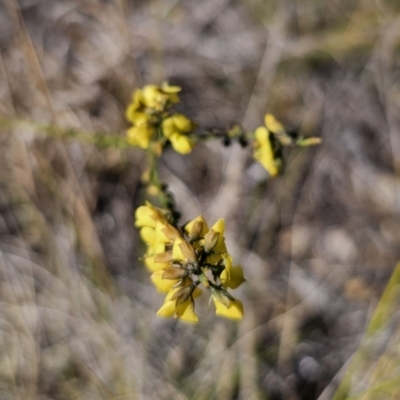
[1,0,400,399]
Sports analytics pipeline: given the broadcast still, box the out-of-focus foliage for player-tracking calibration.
[1,0,400,399]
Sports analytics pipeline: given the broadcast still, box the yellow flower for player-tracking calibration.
[135,202,167,228]
[172,238,197,263]
[125,89,150,126]
[145,256,170,272]
[151,270,180,292]
[144,242,171,272]
[127,123,155,149]
[213,296,244,320]
[185,215,209,238]
[209,219,227,253]
[203,218,227,265]
[253,126,281,177]
[162,114,195,154]
[142,84,181,110]
[220,254,246,289]
[155,221,182,243]
[157,286,202,323]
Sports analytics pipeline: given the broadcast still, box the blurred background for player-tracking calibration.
[1,0,400,399]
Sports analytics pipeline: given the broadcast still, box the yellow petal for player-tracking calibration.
[146,241,165,256]
[127,124,154,149]
[265,114,284,133]
[208,219,227,253]
[220,253,245,289]
[157,286,200,322]
[175,299,198,323]
[253,127,279,177]
[162,117,175,138]
[156,299,176,317]
[142,85,161,109]
[140,226,157,244]
[144,254,170,272]
[172,114,193,133]
[213,298,244,320]
[155,222,181,243]
[135,203,166,228]
[221,255,245,289]
[210,219,224,235]
[254,147,279,177]
[169,133,194,154]
[161,83,182,94]
[172,238,185,261]
[228,265,246,289]
[254,126,269,145]
[157,299,198,323]
[151,270,179,292]
[135,206,157,227]
[184,215,209,238]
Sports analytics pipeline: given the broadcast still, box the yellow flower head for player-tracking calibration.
[136,203,245,322]
[162,114,195,154]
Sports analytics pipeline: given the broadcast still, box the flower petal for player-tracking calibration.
[213,297,244,320]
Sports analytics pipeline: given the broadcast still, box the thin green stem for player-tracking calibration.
[0,116,131,149]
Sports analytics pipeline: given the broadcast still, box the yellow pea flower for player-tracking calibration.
[213,296,244,320]
[172,238,197,263]
[145,254,170,272]
[144,242,170,272]
[184,215,209,240]
[253,126,280,177]
[155,221,182,243]
[142,84,181,110]
[209,219,227,253]
[169,134,194,154]
[151,270,180,292]
[220,254,246,289]
[125,90,150,126]
[157,298,198,323]
[156,286,202,323]
[203,220,227,265]
[127,123,155,149]
[162,114,195,154]
[135,202,167,228]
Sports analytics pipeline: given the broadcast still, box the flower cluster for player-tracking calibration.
[253,114,321,176]
[135,202,245,323]
[126,83,196,154]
